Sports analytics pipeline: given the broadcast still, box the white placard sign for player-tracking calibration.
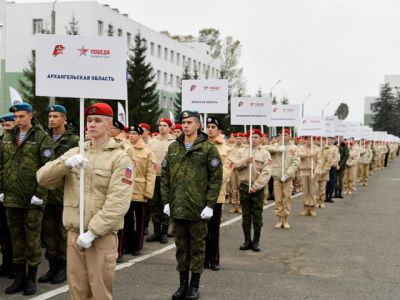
[335,120,347,136]
[182,80,228,113]
[344,122,361,139]
[36,35,127,100]
[230,97,271,125]
[360,126,372,139]
[324,116,337,137]
[269,104,301,127]
[298,117,326,137]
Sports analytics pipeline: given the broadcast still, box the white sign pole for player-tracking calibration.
[125,99,129,125]
[204,113,207,131]
[281,126,285,178]
[79,98,85,235]
[311,136,314,179]
[249,125,253,189]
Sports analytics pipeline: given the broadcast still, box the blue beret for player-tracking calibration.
[179,110,200,122]
[9,102,32,113]
[47,105,66,114]
[0,113,15,123]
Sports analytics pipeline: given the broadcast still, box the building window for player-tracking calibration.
[170,74,173,86]
[150,42,155,56]
[188,58,192,70]
[157,45,162,58]
[177,53,180,65]
[212,68,215,77]
[170,50,174,63]
[127,32,131,48]
[198,62,201,72]
[157,70,161,83]
[203,64,206,74]
[164,72,168,85]
[162,96,167,109]
[97,20,104,36]
[33,19,43,35]
[193,60,197,71]
[117,28,123,37]
[182,55,186,66]
[169,98,173,109]
[164,48,168,61]
[176,76,180,87]
[370,103,377,111]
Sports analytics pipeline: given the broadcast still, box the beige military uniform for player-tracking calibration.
[147,134,176,176]
[37,138,133,300]
[315,144,334,208]
[344,145,360,194]
[212,137,233,204]
[229,143,247,211]
[358,145,373,186]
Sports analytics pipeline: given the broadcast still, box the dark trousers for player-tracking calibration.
[336,169,345,190]
[268,177,275,200]
[0,203,13,267]
[41,203,66,260]
[150,177,170,226]
[204,203,222,267]
[239,183,264,234]
[326,167,337,196]
[118,201,146,257]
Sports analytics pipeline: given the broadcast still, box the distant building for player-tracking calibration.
[2,1,221,116]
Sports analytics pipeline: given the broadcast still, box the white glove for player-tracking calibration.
[0,193,4,203]
[77,231,97,249]
[31,195,43,205]
[281,176,287,182]
[65,154,88,168]
[279,145,286,152]
[163,204,170,216]
[200,206,213,220]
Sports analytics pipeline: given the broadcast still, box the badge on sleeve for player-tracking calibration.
[210,157,220,168]
[162,159,168,168]
[125,167,133,178]
[42,148,53,158]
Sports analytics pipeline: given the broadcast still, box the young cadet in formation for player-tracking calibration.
[1,102,54,296]
[0,113,15,278]
[344,141,360,195]
[315,137,334,209]
[229,133,247,214]
[325,138,340,203]
[161,110,222,300]
[37,103,133,300]
[204,117,233,271]
[147,118,175,244]
[264,128,300,229]
[334,139,349,198]
[172,124,183,139]
[298,136,322,216]
[118,124,156,258]
[358,142,373,186]
[234,129,272,251]
[39,105,79,285]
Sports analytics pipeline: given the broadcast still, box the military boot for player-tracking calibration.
[229,204,237,213]
[146,222,161,242]
[338,189,344,198]
[51,258,66,284]
[299,206,309,216]
[172,271,188,300]
[186,273,200,300]
[309,207,317,217]
[23,265,37,295]
[274,217,283,229]
[160,225,169,244]
[5,263,26,294]
[38,257,57,283]
[252,230,261,252]
[239,232,252,250]
[282,217,291,229]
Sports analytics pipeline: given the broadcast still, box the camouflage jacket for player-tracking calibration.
[47,125,79,205]
[1,119,54,208]
[338,143,349,170]
[161,132,222,221]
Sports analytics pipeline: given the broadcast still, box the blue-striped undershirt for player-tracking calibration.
[184,143,193,151]
[52,133,61,142]
[18,131,26,145]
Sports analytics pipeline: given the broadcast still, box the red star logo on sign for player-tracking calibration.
[77,46,89,56]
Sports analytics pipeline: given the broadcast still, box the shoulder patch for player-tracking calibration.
[42,148,53,158]
[162,159,168,168]
[210,157,220,168]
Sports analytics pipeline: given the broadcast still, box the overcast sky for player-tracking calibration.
[17,0,400,122]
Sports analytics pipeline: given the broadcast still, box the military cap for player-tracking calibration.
[159,118,173,127]
[112,119,125,130]
[179,110,200,122]
[85,103,113,117]
[128,123,144,135]
[9,102,32,113]
[172,124,182,131]
[206,117,222,129]
[139,122,151,132]
[47,104,66,114]
[279,128,291,135]
[0,113,15,123]
[247,129,262,137]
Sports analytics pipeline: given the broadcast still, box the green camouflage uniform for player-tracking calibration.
[1,119,54,266]
[42,125,79,261]
[336,143,349,191]
[161,132,222,273]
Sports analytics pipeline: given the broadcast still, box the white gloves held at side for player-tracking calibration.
[163,204,170,216]
[65,154,88,169]
[200,206,213,220]
[0,193,4,203]
[77,231,97,249]
[279,145,286,152]
[31,195,43,205]
[280,176,288,183]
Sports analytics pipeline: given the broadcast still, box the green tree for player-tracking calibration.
[107,24,115,36]
[174,65,191,121]
[65,14,79,35]
[127,33,162,129]
[198,28,222,59]
[19,53,49,126]
[373,83,397,135]
[334,102,349,120]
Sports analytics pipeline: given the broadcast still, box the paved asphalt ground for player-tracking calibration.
[1,157,399,300]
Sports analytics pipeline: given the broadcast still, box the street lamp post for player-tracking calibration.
[269,79,282,100]
[301,93,311,118]
[321,102,330,116]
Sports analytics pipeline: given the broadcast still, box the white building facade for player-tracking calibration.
[2,1,221,115]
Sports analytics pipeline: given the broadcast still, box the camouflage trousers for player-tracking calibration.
[336,169,345,190]
[6,207,44,266]
[0,203,12,262]
[172,219,207,274]
[150,177,170,226]
[41,203,66,260]
[239,183,264,234]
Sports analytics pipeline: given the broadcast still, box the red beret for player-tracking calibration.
[173,124,182,130]
[85,103,113,118]
[247,129,262,137]
[262,133,269,138]
[152,132,159,137]
[279,128,291,135]
[238,133,245,138]
[159,118,173,127]
[139,123,151,132]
